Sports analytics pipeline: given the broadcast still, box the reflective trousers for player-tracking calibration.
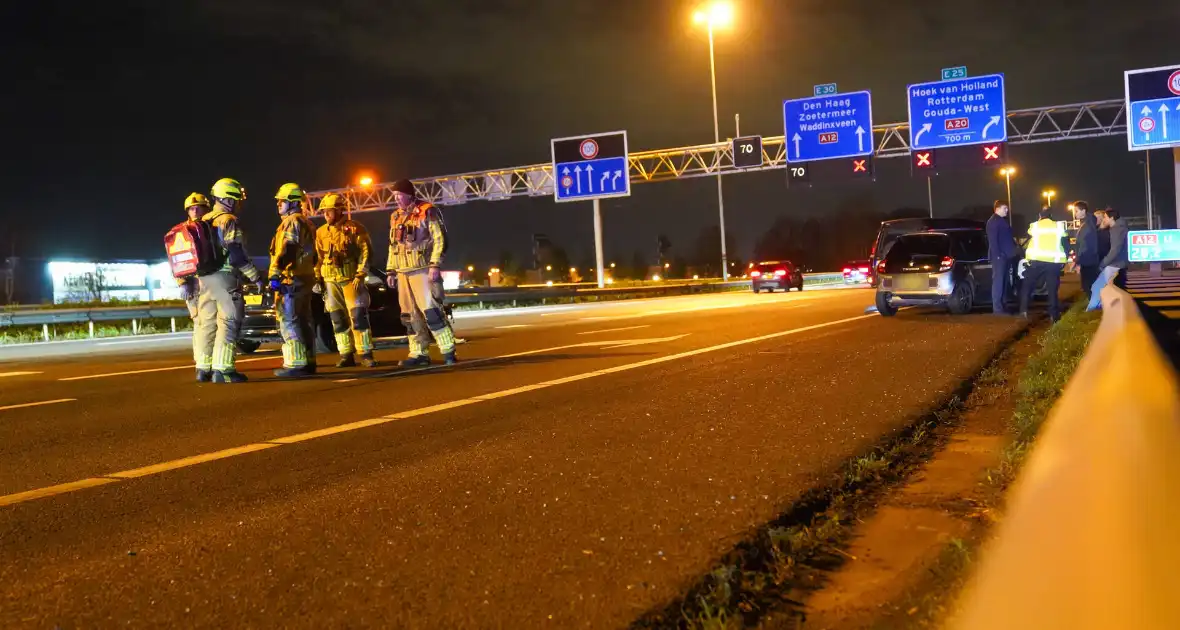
[193,271,245,372]
[276,280,316,368]
[324,279,372,355]
[397,269,455,357]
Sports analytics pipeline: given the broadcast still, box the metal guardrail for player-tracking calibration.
[1,273,848,331]
[952,285,1180,630]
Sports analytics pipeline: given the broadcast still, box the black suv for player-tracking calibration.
[869,218,985,287]
[874,225,995,316]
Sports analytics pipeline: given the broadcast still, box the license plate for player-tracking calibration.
[895,274,928,290]
[244,294,263,306]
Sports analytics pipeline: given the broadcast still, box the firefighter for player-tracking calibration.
[1019,206,1070,322]
[178,192,209,321]
[194,177,264,383]
[314,193,377,368]
[386,179,457,366]
[268,183,319,378]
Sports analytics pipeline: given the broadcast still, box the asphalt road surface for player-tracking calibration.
[0,287,1025,628]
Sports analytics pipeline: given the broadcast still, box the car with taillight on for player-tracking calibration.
[843,260,871,284]
[874,224,995,316]
[751,261,804,293]
[868,217,984,287]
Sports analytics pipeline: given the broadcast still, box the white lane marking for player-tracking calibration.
[96,334,195,346]
[495,324,531,329]
[0,312,874,508]
[0,371,43,378]
[577,325,651,335]
[0,398,76,412]
[334,379,357,383]
[58,356,280,382]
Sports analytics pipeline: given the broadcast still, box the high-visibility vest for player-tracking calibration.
[1025,218,1068,263]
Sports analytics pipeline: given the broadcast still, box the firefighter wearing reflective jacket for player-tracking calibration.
[268,183,319,378]
[194,177,264,383]
[1018,206,1069,322]
[386,179,457,366]
[179,192,209,321]
[314,193,377,368]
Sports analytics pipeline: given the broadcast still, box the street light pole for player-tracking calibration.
[707,24,729,280]
[1003,169,1014,224]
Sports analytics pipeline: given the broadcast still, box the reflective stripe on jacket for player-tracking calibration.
[1025,219,1068,263]
[316,219,372,282]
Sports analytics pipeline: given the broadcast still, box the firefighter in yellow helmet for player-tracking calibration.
[193,177,264,383]
[387,179,457,366]
[178,192,210,321]
[314,193,377,367]
[268,183,319,377]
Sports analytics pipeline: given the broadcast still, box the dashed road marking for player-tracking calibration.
[58,356,280,381]
[0,398,76,412]
[577,325,651,335]
[0,371,42,378]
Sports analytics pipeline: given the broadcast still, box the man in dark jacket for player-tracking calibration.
[986,200,1018,314]
[1072,201,1100,298]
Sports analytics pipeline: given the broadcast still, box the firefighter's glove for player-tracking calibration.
[269,276,283,293]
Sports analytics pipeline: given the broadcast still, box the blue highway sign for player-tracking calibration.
[1124,64,1180,151]
[783,90,873,163]
[551,131,630,203]
[907,73,1007,150]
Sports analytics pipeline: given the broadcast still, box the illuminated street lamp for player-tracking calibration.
[467,265,475,272]
[1042,189,1056,208]
[357,173,375,187]
[692,1,734,281]
[998,166,1016,223]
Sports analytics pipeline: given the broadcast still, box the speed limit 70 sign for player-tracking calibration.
[732,135,763,168]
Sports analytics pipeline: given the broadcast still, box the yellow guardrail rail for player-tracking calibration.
[952,285,1180,629]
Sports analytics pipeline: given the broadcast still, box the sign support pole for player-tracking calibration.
[1174,148,1180,233]
[1146,150,1155,230]
[593,198,605,289]
[927,176,934,218]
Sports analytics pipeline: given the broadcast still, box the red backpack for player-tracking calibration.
[165,220,224,279]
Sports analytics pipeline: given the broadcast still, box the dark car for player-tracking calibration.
[869,218,984,287]
[238,266,408,354]
[874,226,994,316]
[842,260,871,284]
[751,260,804,293]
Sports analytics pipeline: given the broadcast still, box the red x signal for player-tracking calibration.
[916,152,932,167]
[983,145,1000,161]
[852,159,867,173]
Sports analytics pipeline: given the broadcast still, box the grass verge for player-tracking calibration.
[0,317,192,345]
[874,302,1102,629]
[631,328,1027,630]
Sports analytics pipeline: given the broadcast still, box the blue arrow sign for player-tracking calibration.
[907,73,1007,150]
[1125,64,1180,151]
[1128,230,1180,262]
[551,131,630,203]
[783,90,873,163]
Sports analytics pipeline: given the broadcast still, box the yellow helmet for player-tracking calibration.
[184,192,211,210]
[319,193,350,212]
[211,177,246,201]
[275,183,305,202]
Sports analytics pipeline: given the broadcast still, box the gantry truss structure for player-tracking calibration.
[307,98,1126,216]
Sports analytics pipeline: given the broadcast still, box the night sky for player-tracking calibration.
[3,0,1177,268]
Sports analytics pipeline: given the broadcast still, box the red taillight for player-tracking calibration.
[774,269,787,277]
[751,270,761,278]
[939,256,954,272]
[858,266,870,273]
[876,259,886,274]
[842,267,852,274]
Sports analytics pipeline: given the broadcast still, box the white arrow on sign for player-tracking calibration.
[982,115,1001,139]
[573,165,583,194]
[914,123,932,145]
[600,171,610,191]
[1160,103,1170,139]
[611,170,622,189]
[792,133,802,159]
[855,126,865,152]
[586,164,595,192]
